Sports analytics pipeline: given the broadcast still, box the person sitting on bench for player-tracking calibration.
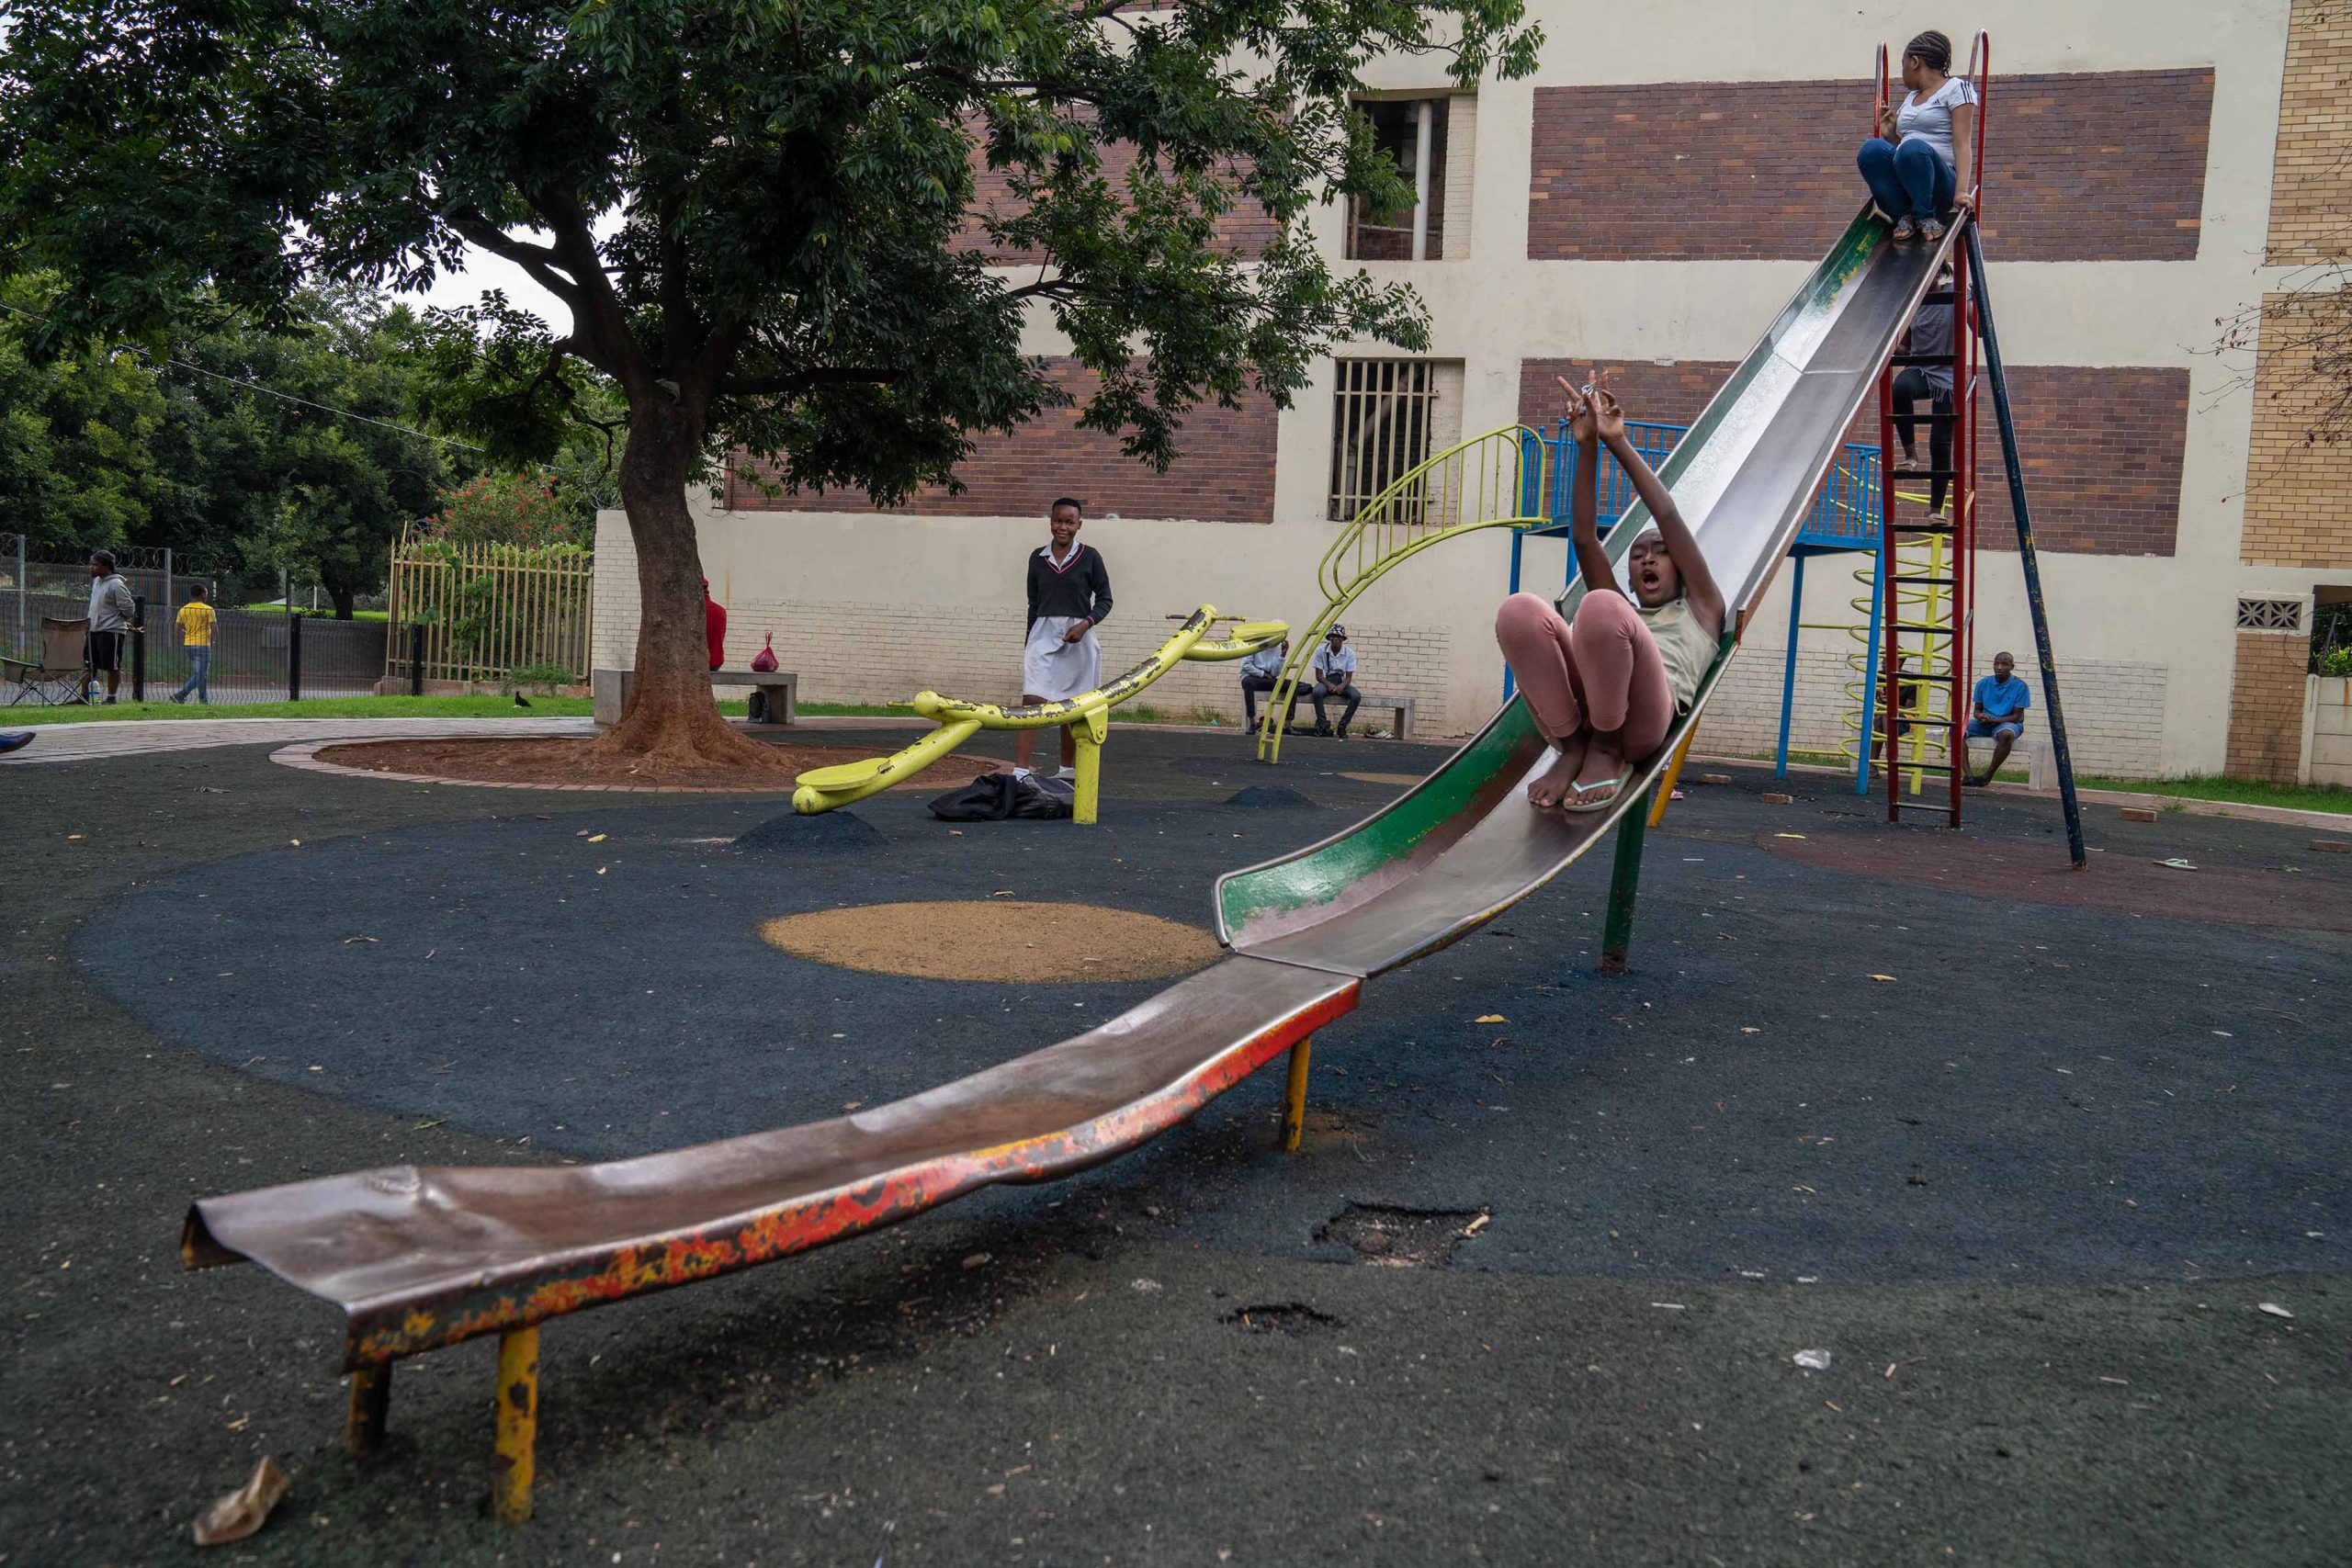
[1963,650,2030,785]
[1307,626,1362,739]
[1239,636,1295,731]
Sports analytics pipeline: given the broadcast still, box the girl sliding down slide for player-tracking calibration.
[1496,374,1725,811]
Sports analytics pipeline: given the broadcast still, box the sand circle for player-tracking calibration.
[759,901,1223,984]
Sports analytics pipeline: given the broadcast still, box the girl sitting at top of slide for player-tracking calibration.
[1496,373,1725,811]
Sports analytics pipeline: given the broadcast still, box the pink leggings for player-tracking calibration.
[1494,591,1674,762]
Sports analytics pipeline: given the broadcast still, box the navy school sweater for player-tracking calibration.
[1025,543,1113,629]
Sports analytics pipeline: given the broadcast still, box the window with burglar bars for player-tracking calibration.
[1329,360,1442,523]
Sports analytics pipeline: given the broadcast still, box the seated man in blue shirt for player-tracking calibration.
[1963,650,2030,785]
[1238,637,1296,732]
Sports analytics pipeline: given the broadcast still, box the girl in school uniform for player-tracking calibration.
[1494,374,1725,811]
[1014,497,1114,779]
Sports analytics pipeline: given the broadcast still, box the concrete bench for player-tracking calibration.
[592,667,798,728]
[1964,732,2052,790]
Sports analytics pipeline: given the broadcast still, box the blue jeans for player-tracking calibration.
[1857,138,1955,223]
[175,647,210,702]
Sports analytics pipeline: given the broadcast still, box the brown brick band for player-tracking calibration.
[1519,358,2189,557]
[729,357,1279,524]
[1529,70,2212,264]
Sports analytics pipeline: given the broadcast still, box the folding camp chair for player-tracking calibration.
[3,615,92,705]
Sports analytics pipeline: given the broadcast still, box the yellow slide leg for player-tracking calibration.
[492,1325,539,1525]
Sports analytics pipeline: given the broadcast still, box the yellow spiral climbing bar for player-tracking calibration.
[1261,425,1542,762]
[792,606,1286,823]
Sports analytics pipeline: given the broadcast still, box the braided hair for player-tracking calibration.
[1904,29,1953,73]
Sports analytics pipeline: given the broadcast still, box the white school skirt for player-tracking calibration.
[1022,615,1102,702]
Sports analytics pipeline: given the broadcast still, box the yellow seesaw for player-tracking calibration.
[791,605,1287,823]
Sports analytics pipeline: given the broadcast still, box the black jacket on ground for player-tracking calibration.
[1025,543,1113,630]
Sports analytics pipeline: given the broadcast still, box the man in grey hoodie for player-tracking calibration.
[86,551,141,704]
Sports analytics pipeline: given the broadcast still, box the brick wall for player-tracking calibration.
[955,139,1275,266]
[2267,0,2352,265]
[728,358,1280,524]
[2225,628,2311,780]
[2244,297,2352,570]
[1528,70,2213,263]
[1519,360,2190,557]
[1690,640,2168,777]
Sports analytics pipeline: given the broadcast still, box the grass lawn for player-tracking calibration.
[232,604,392,621]
[2076,773,2352,817]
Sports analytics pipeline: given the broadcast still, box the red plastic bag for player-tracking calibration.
[751,632,778,672]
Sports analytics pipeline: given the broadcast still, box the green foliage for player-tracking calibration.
[501,661,582,695]
[0,275,467,611]
[2319,645,2352,678]
[0,0,1540,506]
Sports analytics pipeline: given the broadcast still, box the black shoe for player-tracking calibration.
[0,731,32,756]
[1334,728,1349,741]
[1311,724,1333,737]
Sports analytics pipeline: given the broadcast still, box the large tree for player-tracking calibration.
[2,0,1537,764]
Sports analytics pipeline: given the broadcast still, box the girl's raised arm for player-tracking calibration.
[1592,376,1726,635]
[1555,376,1619,599]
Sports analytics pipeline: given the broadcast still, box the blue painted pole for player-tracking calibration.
[1503,531,1523,700]
[1776,552,1805,777]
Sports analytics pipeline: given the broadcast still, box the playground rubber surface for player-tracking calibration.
[6,725,2347,1564]
[757,900,1227,983]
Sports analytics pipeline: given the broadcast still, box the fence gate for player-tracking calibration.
[386,532,594,689]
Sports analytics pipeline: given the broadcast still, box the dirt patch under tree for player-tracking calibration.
[759,901,1224,983]
[312,737,995,793]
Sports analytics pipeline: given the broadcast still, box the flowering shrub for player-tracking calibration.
[425,474,585,548]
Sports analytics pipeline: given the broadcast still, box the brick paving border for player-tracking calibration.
[270,739,801,794]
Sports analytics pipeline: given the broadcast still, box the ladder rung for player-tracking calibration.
[1892,575,1958,586]
[1889,353,1956,367]
[1891,520,1956,534]
[1889,410,1962,422]
[1891,468,1959,481]
[1920,288,1956,304]
[1893,801,1960,815]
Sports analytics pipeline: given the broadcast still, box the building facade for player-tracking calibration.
[594,0,2349,779]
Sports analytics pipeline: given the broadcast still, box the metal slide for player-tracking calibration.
[1219,205,1960,975]
[186,206,1959,1378]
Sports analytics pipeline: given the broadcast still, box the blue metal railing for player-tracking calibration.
[1519,418,1881,549]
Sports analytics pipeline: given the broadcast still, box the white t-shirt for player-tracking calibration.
[1311,644,1357,683]
[1895,76,1977,167]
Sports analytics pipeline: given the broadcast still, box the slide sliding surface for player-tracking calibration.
[1217,207,1959,978]
[185,957,1356,1366]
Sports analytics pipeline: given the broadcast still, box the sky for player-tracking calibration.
[410,242,574,335]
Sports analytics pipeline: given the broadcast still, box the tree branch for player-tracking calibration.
[715,367,899,398]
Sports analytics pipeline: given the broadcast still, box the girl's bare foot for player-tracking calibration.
[1571,731,1628,806]
[1528,731,1590,807]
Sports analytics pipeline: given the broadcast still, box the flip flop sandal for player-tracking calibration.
[1561,766,1634,815]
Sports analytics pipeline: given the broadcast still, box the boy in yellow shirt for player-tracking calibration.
[171,584,217,704]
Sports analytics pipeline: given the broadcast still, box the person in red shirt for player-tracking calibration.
[703,579,727,670]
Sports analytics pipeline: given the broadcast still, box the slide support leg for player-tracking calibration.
[1599,783,1659,976]
[492,1325,539,1525]
[345,1362,391,1459]
[1279,1034,1314,1151]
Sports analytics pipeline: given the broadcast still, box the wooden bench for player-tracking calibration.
[592,667,798,728]
[1292,687,1413,739]
[1963,731,2052,789]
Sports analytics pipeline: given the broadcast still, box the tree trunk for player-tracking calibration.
[586,412,782,769]
[324,580,356,620]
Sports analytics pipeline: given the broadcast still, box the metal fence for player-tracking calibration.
[1529,419,1883,549]
[386,531,593,685]
[5,591,385,705]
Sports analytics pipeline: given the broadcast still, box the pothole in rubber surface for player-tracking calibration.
[1317,1203,1490,1268]
[1221,1303,1343,1336]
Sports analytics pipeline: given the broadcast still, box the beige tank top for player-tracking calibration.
[1640,596,1721,713]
